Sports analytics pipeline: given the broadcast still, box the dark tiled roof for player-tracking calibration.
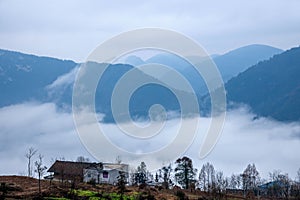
[47,160,93,176]
[48,161,129,178]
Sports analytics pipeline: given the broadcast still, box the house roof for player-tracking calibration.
[47,160,93,176]
[85,163,129,172]
[102,163,128,171]
[258,180,287,189]
[48,160,129,176]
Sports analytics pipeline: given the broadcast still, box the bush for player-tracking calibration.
[157,186,163,191]
[138,183,147,190]
[175,190,188,200]
[136,191,156,200]
[87,178,96,186]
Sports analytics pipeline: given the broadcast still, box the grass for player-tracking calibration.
[74,189,98,197]
[46,189,138,200]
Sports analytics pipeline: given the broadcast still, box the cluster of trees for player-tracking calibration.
[130,161,153,185]
[128,156,300,199]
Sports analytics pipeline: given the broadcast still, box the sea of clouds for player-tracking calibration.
[0,102,299,179]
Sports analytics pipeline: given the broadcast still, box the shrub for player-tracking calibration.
[175,190,188,200]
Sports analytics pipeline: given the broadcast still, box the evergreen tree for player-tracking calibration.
[135,161,147,184]
[117,171,127,199]
[174,156,197,189]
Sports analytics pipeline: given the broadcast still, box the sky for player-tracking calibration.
[0,0,300,181]
[0,0,300,62]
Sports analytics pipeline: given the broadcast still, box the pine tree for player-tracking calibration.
[174,156,197,189]
[117,171,127,199]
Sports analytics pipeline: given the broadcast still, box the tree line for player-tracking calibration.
[130,157,300,199]
[24,147,300,199]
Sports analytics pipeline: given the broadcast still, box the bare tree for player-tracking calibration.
[297,168,300,182]
[269,170,291,199]
[115,155,122,164]
[292,168,300,199]
[215,171,228,199]
[198,165,207,191]
[229,174,241,189]
[50,156,65,165]
[76,156,90,163]
[34,154,47,196]
[159,163,173,189]
[129,168,137,186]
[236,174,242,189]
[198,162,215,192]
[269,169,282,198]
[241,163,260,198]
[25,147,37,177]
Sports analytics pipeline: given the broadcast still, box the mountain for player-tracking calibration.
[144,53,209,98]
[145,53,192,71]
[92,62,194,122]
[143,45,283,83]
[214,44,283,82]
[123,55,145,66]
[0,50,193,122]
[139,44,283,95]
[226,46,300,122]
[1,45,298,123]
[0,49,77,107]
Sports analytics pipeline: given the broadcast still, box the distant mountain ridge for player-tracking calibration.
[121,44,283,96]
[214,44,283,82]
[122,44,283,83]
[1,45,299,122]
[226,46,300,122]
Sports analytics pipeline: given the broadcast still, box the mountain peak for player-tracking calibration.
[214,44,284,82]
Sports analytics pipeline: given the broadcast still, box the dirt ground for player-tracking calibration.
[0,175,243,199]
[0,175,53,199]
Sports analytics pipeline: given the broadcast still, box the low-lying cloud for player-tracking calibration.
[0,102,90,175]
[0,102,299,179]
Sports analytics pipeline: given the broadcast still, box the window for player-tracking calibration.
[103,171,109,178]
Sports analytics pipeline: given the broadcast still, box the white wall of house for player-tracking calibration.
[83,168,124,185]
[83,168,99,183]
[106,169,119,185]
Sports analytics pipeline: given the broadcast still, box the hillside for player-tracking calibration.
[0,49,194,122]
[0,175,208,199]
[226,46,300,121]
[91,62,193,123]
[0,49,77,107]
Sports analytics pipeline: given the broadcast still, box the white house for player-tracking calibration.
[83,163,129,185]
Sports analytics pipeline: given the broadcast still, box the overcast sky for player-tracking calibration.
[0,0,300,180]
[0,0,300,62]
